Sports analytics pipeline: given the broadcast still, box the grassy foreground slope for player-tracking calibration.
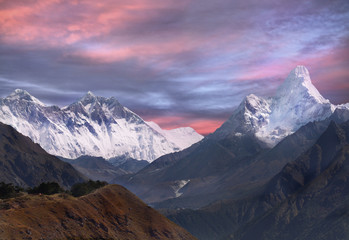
[0,184,196,240]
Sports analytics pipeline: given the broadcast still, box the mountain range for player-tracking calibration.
[0,90,203,161]
[118,66,349,210]
[0,65,348,240]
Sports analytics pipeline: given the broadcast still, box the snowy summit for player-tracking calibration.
[215,66,345,146]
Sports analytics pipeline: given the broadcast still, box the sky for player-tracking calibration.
[0,0,349,135]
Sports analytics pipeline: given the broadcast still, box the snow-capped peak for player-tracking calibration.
[278,65,312,94]
[86,90,95,96]
[275,65,329,105]
[79,91,97,105]
[258,66,335,145]
[239,94,268,112]
[213,66,338,147]
[212,94,271,138]
[6,89,45,106]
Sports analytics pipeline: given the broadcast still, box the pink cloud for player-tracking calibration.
[0,0,190,47]
[1,0,348,135]
[144,115,223,136]
[188,120,223,136]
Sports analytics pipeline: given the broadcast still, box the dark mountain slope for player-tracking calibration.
[0,184,196,240]
[167,120,349,240]
[122,85,349,210]
[123,133,266,208]
[122,117,330,209]
[234,120,349,240]
[0,122,86,188]
[60,155,149,183]
[61,155,128,182]
[110,156,149,173]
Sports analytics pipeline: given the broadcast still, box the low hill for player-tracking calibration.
[0,184,196,240]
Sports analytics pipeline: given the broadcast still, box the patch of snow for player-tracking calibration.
[171,180,190,198]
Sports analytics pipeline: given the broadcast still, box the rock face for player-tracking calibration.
[0,185,197,240]
[0,122,86,188]
[0,90,203,161]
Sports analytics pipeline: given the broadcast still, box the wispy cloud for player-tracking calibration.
[0,0,348,134]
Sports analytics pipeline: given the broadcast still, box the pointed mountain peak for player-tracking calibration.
[10,89,31,97]
[274,66,330,105]
[238,94,270,114]
[82,91,96,99]
[79,91,98,105]
[238,94,260,108]
[86,91,95,97]
[244,94,260,103]
[291,65,310,78]
[7,89,45,106]
[283,65,312,89]
[245,93,258,100]
[8,89,33,100]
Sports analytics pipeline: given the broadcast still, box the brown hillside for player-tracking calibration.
[0,184,196,240]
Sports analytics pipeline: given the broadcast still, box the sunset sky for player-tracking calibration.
[0,0,349,135]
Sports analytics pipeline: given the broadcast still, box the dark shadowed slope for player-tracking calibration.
[0,184,196,240]
[123,133,266,208]
[0,122,86,188]
[234,120,349,240]
[60,155,149,183]
[122,113,333,209]
[167,120,349,240]
[61,155,129,182]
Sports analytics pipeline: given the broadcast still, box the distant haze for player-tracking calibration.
[0,0,348,135]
